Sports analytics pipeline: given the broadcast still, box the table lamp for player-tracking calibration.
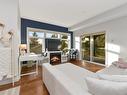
[19,44,27,55]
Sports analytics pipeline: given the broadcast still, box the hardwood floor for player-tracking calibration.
[70,60,105,72]
[0,60,104,95]
[0,66,49,95]
[20,66,49,95]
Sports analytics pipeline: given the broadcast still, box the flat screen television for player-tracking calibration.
[45,39,61,51]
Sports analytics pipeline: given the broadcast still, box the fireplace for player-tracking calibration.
[50,52,61,65]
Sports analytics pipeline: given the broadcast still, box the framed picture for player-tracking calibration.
[0,22,5,38]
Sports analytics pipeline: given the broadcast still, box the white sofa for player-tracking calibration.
[43,63,127,95]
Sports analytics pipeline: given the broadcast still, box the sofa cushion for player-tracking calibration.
[85,77,127,95]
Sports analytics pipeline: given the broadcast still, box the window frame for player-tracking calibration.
[27,27,71,54]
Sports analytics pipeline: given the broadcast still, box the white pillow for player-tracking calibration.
[98,74,127,82]
[85,77,127,95]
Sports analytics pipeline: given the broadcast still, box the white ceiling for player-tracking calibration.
[19,0,127,27]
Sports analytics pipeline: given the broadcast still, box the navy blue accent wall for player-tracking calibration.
[21,18,73,48]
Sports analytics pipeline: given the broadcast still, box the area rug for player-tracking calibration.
[0,86,20,95]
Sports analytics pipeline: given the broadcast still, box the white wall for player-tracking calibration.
[0,0,20,85]
[74,16,127,66]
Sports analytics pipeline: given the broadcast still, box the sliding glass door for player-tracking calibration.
[81,33,105,65]
[92,34,105,64]
[81,36,90,61]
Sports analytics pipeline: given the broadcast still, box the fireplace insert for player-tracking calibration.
[50,52,61,65]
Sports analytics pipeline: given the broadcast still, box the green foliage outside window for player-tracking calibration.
[93,34,105,58]
[61,35,68,39]
[60,40,68,54]
[51,34,58,38]
[81,36,90,60]
[30,32,42,54]
[60,35,69,54]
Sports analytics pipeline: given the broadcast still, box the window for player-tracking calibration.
[28,28,71,54]
[81,32,105,65]
[60,34,71,54]
[28,31,45,54]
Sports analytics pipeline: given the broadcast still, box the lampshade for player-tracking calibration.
[19,44,27,49]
